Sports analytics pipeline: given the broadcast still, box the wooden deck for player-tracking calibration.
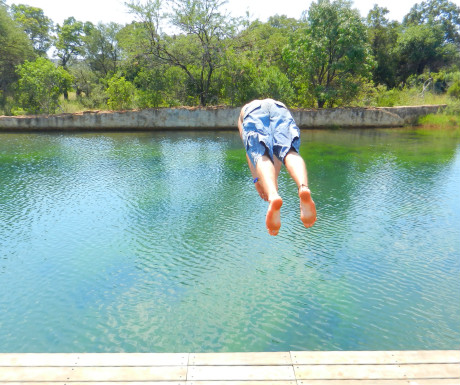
[0,351,459,384]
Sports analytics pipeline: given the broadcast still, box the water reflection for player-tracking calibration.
[0,128,459,352]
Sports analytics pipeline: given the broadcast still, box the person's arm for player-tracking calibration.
[238,109,268,201]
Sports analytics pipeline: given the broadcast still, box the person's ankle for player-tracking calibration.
[298,184,309,192]
[269,194,281,202]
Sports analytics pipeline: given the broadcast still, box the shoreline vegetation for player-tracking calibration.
[1,0,460,122]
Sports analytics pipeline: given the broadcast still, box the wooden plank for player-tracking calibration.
[0,351,458,384]
[187,365,296,381]
[291,351,460,365]
[0,383,185,385]
[0,353,188,367]
[0,366,187,382]
[0,381,458,385]
[189,352,292,366]
[188,382,297,385]
[0,381,294,385]
[294,364,460,380]
[297,380,460,385]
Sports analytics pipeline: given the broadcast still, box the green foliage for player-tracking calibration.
[126,0,237,106]
[218,56,295,106]
[403,0,460,45]
[3,0,460,113]
[83,22,122,78]
[55,17,92,69]
[235,16,299,70]
[55,17,93,100]
[366,5,400,87]
[106,74,135,110]
[418,113,460,127]
[444,98,460,115]
[394,24,458,83]
[364,73,454,107]
[417,93,460,128]
[134,67,167,108]
[68,62,98,97]
[284,0,374,108]
[374,87,409,107]
[0,4,34,97]
[10,3,53,56]
[134,66,187,108]
[447,82,460,98]
[80,84,108,109]
[218,50,259,106]
[447,72,460,99]
[16,57,73,114]
[254,66,295,104]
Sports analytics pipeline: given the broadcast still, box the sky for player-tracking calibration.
[5,0,460,26]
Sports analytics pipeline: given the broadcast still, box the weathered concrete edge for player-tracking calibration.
[0,105,446,131]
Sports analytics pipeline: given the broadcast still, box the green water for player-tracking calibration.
[0,128,459,353]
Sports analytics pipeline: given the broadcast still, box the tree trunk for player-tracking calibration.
[200,91,207,106]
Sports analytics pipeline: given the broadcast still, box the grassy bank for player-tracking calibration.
[415,98,460,128]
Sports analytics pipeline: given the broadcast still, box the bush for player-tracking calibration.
[134,68,166,108]
[106,74,135,110]
[80,84,108,109]
[375,88,404,107]
[447,82,460,99]
[16,57,73,114]
[254,66,295,105]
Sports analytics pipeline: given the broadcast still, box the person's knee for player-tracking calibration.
[282,147,300,163]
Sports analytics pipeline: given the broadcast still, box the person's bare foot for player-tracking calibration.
[299,185,316,228]
[266,196,283,236]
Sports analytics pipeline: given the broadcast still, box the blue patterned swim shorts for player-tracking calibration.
[242,99,300,167]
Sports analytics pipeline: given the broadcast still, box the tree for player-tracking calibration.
[10,4,53,56]
[366,5,400,88]
[235,16,299,70]
[218,49,259,105]
[0,4,34,99]
[134,66,167,107]
[55,17,92,99]
[55,17,91,69]
[126,0,238,106]
[68,61,99,98]
[215,15,298,106]
[134,65,188,107]
[218,48,295,106]
[394,24,458,82]
[283,0,373,108]
[403,0,460,45]
[254,66,295,103]
[83,22,122,78]
[16,57,73,114]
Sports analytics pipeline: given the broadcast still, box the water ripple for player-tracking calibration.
[0,131,459,352]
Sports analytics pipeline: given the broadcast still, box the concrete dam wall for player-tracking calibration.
[0,105,444,131]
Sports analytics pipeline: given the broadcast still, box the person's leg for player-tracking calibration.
[284,149,317,228]
[273,157,282,190]
[256,154,283,236]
